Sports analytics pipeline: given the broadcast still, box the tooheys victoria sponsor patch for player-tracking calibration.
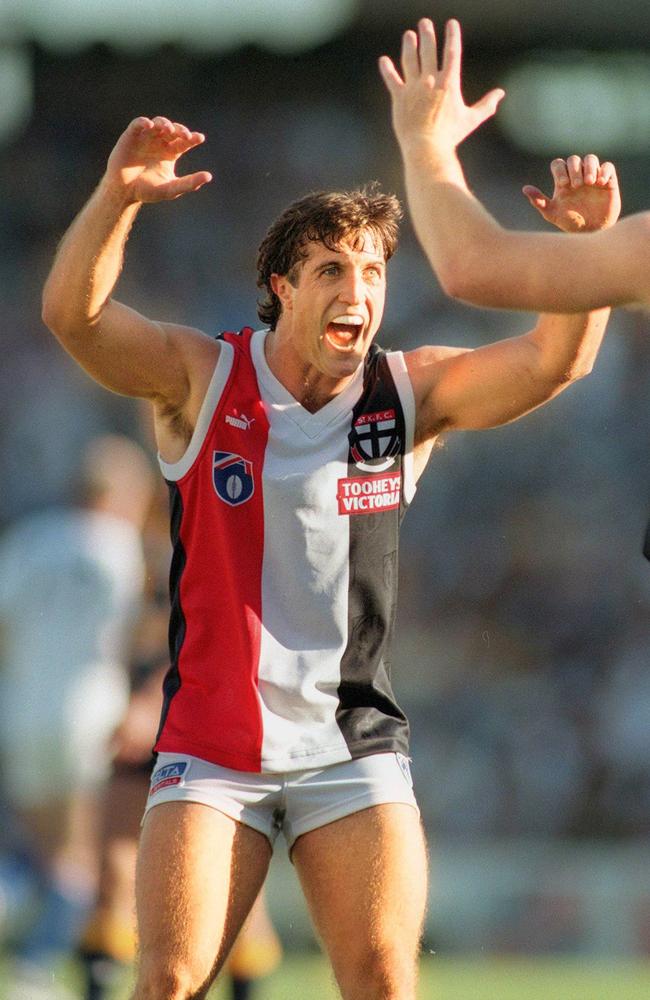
[349,408,400,472]
[337,470,401,515]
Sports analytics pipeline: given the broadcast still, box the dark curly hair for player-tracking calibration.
[256,185,402,329]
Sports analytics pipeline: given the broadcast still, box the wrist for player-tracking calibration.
[400,138,465,183]
[96,174,143,211]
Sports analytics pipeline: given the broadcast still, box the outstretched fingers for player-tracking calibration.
[582,153,600,184]
[550,157,571,189]
[440,19,462,89]
[378,55,403,93]
[380,18,505,151]
[128,116,154,133]
[417,18,438,79]
[552,154,618,191]
[400,29,420,81]
[150,118,205,153]
[470,87,506,127]
[525,154,621,231]
[597,160,617,189]
[551,155,602,190]
[566,154,586,188]
[161,170,213,199]
[521,184,549,212]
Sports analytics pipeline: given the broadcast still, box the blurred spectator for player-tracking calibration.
[0,435,154,999]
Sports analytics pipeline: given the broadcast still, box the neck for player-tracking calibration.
[264,328,360,413]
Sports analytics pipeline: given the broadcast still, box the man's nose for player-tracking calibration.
[338,270,364,304]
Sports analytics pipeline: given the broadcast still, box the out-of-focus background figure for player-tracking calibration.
[1,1,650,997]
[0,435,154,998]
[77,652,281,1000]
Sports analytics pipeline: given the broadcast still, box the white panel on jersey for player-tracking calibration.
[386,350,417,506]
[251,330,365,770]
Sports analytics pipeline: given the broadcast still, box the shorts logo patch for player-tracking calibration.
[149,761,188,797]
[349,409,400,472]
[213,451,255,506]
[337,471,401,515]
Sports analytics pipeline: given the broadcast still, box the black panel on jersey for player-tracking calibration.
[155,481,188,745]
[336,345,410,758]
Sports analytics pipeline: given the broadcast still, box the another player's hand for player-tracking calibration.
[379,19,504,154]
[523,156,621,232]
[104,116,212,204]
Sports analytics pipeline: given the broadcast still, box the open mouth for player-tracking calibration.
[325,314,364,352]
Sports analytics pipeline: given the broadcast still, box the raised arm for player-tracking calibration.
[42,116,214,406]
[405,155,615,447]
[379,19,650,312]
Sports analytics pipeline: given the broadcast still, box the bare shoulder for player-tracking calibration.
[161,320,220,367]
[404,343,471,370]
[403,343,472,403]
[156,321,220,416]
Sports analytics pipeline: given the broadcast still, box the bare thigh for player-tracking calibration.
[292,803,428,1000]
[133,801,271,1000]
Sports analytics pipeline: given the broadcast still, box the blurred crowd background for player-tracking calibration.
[1,0,650,969]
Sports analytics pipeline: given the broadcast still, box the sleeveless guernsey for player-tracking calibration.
[155,327,417,773]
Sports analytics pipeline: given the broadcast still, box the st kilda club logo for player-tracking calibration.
[213,451,255,506]
[349,409,400,473]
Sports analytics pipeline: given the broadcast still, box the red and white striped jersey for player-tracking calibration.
[155,327,416,773]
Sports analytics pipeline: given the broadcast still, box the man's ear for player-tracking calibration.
[270,273,293,312]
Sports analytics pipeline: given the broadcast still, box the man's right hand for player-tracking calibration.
[104,116,212,204]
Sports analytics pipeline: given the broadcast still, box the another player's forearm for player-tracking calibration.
[400,140,516,304]
[42,179,141,341]
[401,142,623,314]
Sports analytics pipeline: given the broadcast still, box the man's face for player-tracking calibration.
[273,230,387,381]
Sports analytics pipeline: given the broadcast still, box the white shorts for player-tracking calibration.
[144,751,419,851]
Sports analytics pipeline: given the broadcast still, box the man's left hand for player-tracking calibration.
[523,155,621,232]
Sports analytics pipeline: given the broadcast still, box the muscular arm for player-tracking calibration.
[407,307,608,439]
[400,143,646,313]
[380,18,650,313]
[42,116,214,408]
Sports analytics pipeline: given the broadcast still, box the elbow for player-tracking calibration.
[435,248,504,308]
[567,359,594,382]
[438,270,466,301]
[41,296,59,335]
[41,282,93,342]
[436,257,478,303]
[41,279,66,336]
[549,359,594,392]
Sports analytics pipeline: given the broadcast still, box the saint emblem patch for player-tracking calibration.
[349,409,400,472]
[213,451,255,506]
